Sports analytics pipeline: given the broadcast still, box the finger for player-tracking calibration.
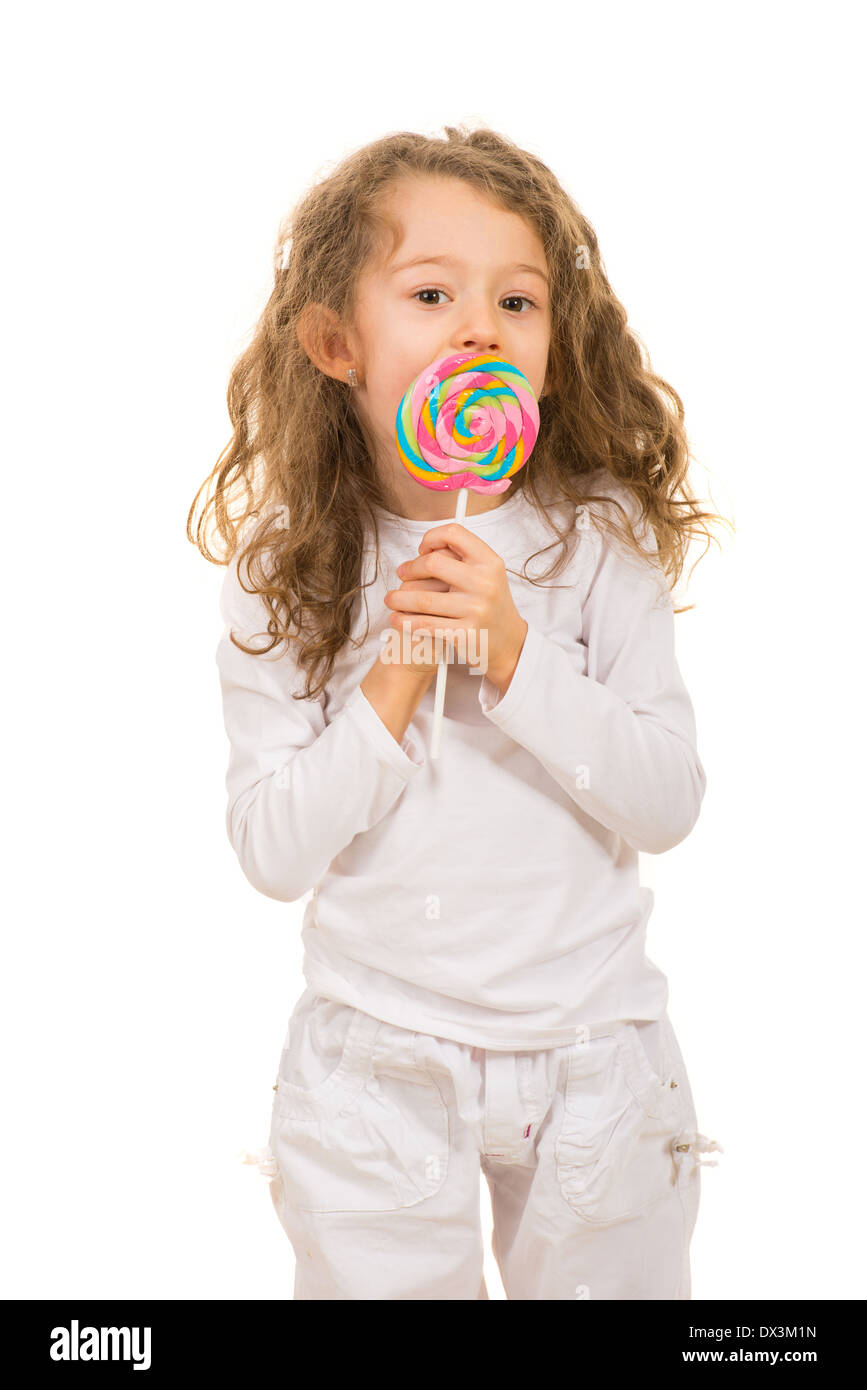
[416,522,493,563]
[397,549,467,587]
[397,545,461,578]
[398,577,451,592]
[385,588,467,620]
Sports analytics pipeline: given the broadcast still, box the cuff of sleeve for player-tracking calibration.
[478,621,543,723]
[344,683,426,775]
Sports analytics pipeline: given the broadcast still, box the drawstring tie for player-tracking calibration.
[673,1130,724,1177]
[238,1143,278,1177]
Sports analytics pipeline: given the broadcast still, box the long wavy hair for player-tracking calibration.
[187,124,732,702]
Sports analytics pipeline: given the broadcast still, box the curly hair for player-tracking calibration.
[187,123,732,701]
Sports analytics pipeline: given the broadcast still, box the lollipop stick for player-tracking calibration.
[430,486,468,761]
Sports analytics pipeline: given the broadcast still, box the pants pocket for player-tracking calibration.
[555,1019,689,1226]
[269,1000,450,1214]
[620,1016,693,1127]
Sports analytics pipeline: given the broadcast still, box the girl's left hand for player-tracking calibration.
[384,522,529,691]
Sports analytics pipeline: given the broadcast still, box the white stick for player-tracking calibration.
[429,486,468,761]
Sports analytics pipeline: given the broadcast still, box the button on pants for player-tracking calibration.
[265,989,721,1300]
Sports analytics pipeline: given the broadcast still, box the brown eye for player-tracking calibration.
[502,295,537,313]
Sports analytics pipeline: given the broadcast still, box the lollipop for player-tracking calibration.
[393,352,540,759]
[396,351,539,495]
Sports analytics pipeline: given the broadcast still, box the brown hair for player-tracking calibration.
[187,123,732,701]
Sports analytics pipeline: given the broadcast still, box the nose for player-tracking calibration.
[444,295,502,359]
[450,331,501,358]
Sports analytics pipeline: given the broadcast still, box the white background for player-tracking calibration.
[3,0,864,1300]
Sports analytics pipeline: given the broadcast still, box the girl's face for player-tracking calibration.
[348,176,552,519]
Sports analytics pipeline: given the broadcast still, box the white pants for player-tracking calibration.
[265,989,721,1300]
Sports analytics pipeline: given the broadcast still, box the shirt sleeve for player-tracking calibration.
[476,495,707,854]
[215,554,425,902]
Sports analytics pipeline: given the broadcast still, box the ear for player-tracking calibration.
[296,302,358,383]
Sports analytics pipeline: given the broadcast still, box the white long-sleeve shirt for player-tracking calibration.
[215,471,706,1051]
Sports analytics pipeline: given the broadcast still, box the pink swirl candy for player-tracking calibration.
[394,352,540,494]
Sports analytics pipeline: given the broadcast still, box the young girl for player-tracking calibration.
[188,125,726,1301]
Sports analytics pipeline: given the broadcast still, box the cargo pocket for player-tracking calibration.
[555,1021,689,1225]
[268,1001,449,1214]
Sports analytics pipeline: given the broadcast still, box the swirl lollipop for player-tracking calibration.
[393,352,540,759]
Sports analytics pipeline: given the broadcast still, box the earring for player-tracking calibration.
[346,368,357,388]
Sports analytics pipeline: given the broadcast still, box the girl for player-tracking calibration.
[188,124,727,1301]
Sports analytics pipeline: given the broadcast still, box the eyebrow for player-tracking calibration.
[389,253,548,287]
